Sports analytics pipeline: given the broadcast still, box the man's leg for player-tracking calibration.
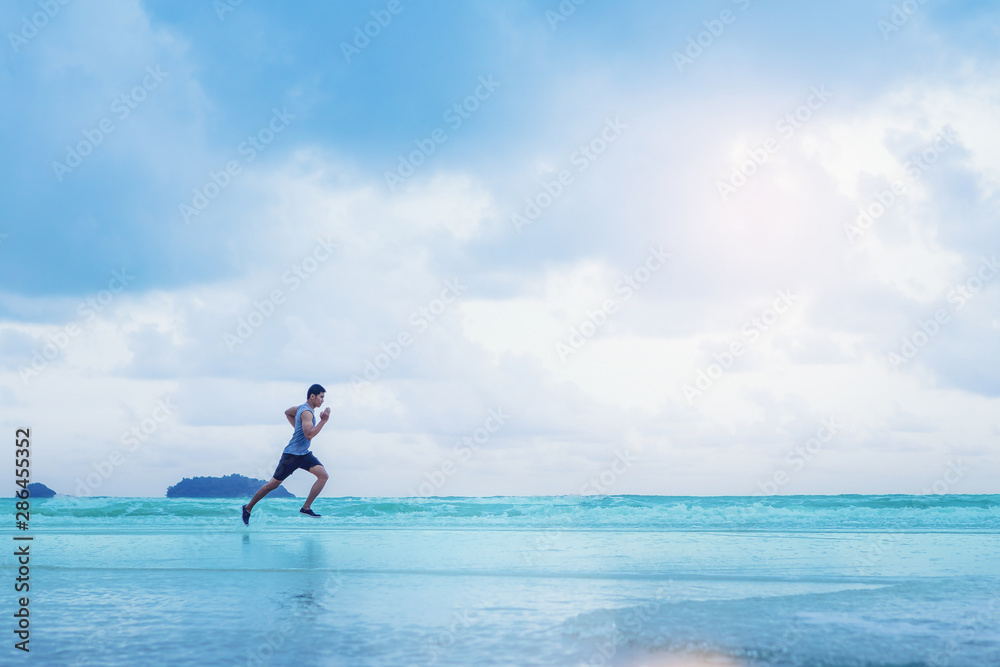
[302,465,328,510]
[247,477,282,512]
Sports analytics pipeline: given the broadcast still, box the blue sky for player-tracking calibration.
[1,0,998,497]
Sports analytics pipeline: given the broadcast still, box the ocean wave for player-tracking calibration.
[6,494,1000,532]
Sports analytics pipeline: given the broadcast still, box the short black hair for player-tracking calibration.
[307,383,326,399]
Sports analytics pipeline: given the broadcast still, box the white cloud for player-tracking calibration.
[4,9,1000,496]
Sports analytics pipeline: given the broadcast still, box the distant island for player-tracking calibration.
[166,474,294,498]
[27,482,55,498]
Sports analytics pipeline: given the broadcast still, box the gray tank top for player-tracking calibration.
[283,403,313,455]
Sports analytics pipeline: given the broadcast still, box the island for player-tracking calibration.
[26,482,56,498]
[166,474,295,498]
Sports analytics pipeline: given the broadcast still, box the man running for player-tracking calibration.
[242,383,331,524]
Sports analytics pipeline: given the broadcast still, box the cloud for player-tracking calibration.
[2,0,1000,496]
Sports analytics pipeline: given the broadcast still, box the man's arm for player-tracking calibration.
[284,406,298,427]
[301,408,331,440]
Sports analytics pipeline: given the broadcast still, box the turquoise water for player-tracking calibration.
[2,495,999,666]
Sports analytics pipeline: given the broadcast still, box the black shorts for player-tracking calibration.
[273,451,323,481]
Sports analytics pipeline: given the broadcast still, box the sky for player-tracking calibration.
[1,0,998,498]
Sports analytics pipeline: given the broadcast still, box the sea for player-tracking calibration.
[2,494,998,666]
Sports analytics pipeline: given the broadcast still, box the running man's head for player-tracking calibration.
[307,383,326,408]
